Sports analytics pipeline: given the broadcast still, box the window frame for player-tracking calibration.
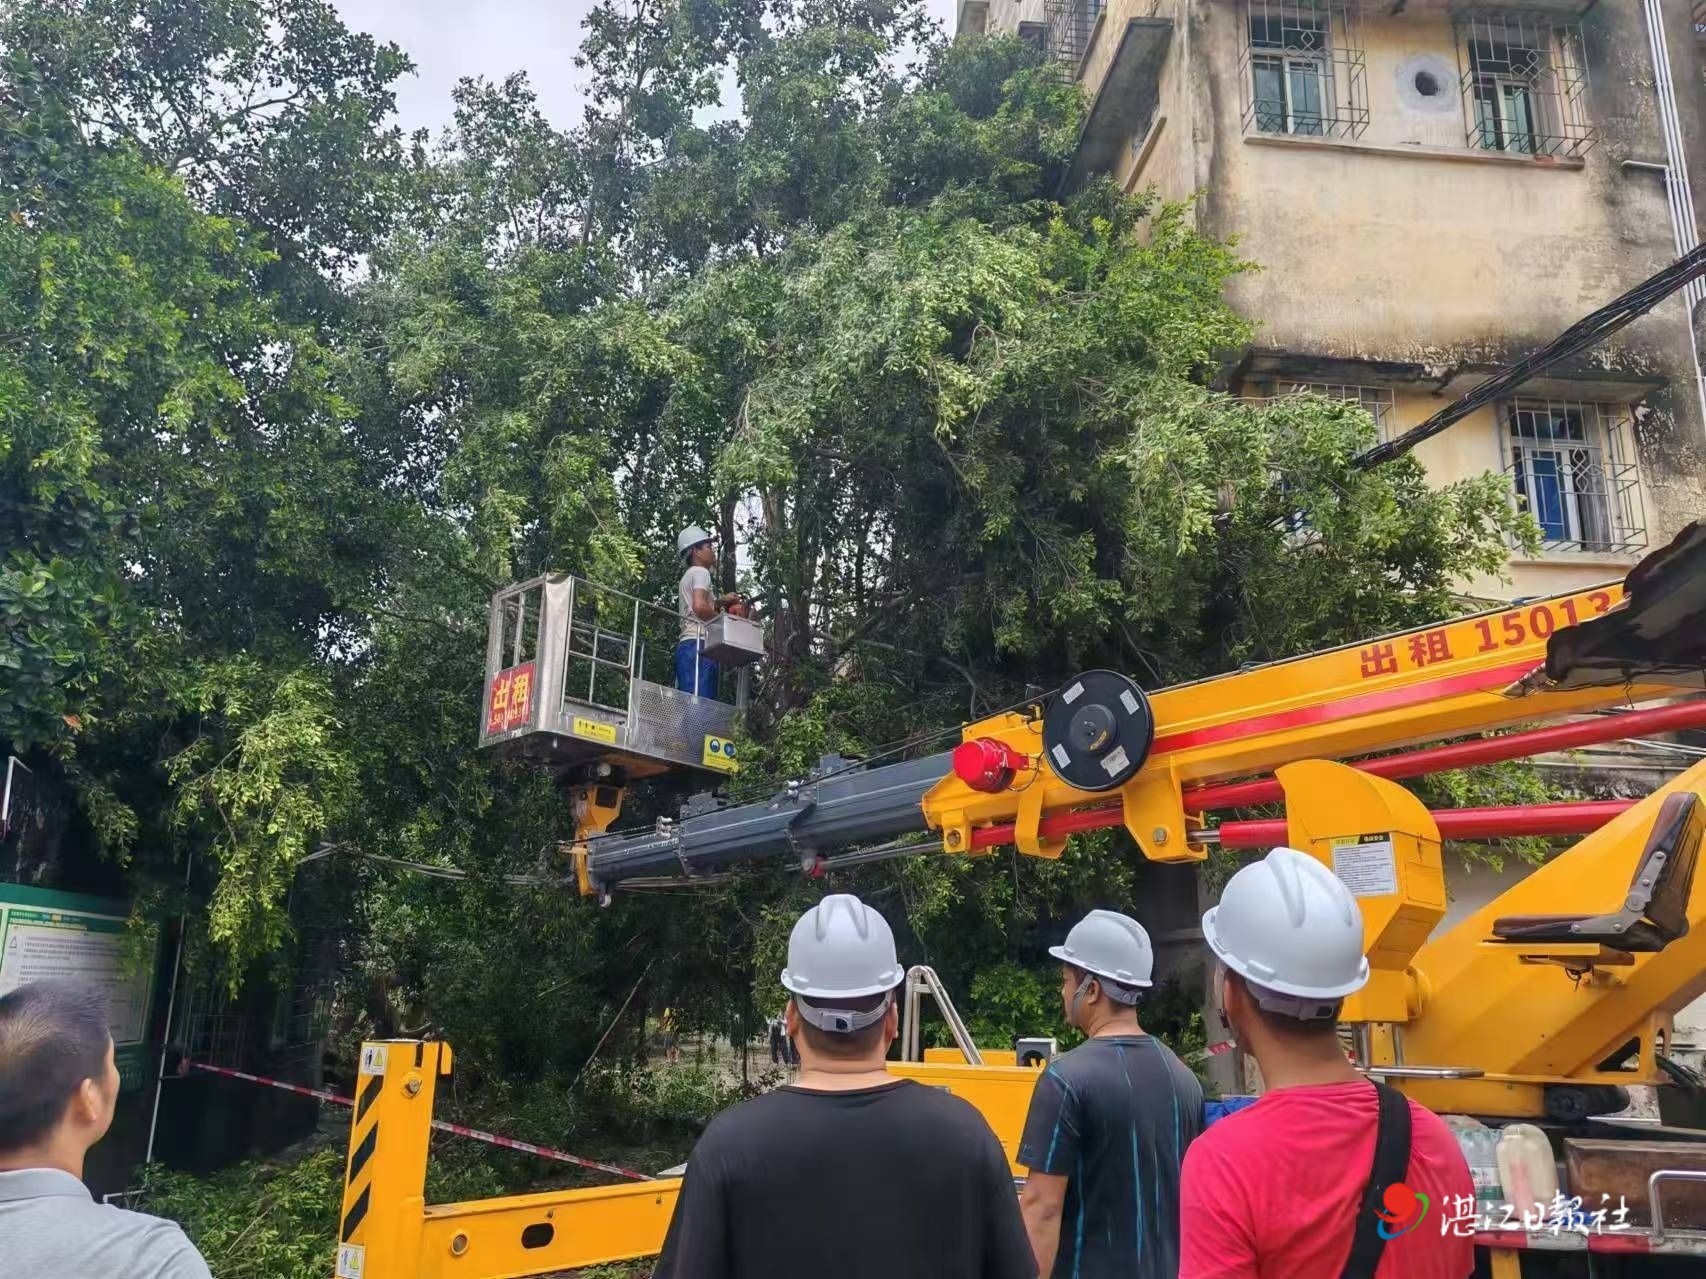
[1241,1,1368,141]
[1454,10,1596,159]
[1501,399,1645,557]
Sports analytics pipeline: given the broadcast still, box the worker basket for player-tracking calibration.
[478,574,760,777]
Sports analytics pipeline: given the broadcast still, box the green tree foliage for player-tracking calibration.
[1,0,1535,1088]
[137,1146,505,1279]
[0,9,399,974]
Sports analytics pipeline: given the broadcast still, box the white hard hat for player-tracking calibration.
[677,525,714,556]
[1202,846,1370,1000]
[780,894,906,1031]
[1049,909,1154,995]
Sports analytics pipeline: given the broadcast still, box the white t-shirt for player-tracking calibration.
[679,564,713,642]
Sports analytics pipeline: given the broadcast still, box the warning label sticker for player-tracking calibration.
[571,716,617,745]
[1330,833,1398,897]
[336,1244,366,1279]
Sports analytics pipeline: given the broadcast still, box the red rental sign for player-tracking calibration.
[486,662,536,734]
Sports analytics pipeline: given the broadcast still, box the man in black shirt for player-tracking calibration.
[1017,910,1203,1279]
[653,894,1035,1279]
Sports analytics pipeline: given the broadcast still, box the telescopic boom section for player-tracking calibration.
[582,575,1693,897]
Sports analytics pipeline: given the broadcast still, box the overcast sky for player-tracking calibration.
[331,0,962,136]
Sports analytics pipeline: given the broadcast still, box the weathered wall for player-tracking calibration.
[1180,0,1704,550]
[1113,0,1200,202]
[985,0,1706,569]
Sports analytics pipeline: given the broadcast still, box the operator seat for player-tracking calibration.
[1491,792,1702,953]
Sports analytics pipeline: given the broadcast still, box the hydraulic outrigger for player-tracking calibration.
[335,520,1706,1279]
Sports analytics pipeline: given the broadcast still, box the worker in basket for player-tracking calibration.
[652,893,1036,1279]
[1017,909,1204,1279]
[675,525,743,698]
[1178,847,1475,1279]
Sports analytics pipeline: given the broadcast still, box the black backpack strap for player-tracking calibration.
[1340,1082,1413,1279]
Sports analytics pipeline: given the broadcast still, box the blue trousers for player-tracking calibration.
[674,640,719,698]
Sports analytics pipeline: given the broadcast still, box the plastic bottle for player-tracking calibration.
[1496,1123,1559,1224]
[1445,1115,1504,1205]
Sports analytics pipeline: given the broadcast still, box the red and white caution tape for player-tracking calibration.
[1185,1040,1235,1063]
[186,1062,348,1105]
[424,1117,651,1182]
[185,1061,653,1182]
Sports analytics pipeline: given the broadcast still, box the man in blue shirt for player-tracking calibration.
[1017,910,1203,1279]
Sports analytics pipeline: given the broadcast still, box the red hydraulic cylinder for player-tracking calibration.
[1211,800,1634,849]
[966,800,1635,853]
[1183,701,1706,814]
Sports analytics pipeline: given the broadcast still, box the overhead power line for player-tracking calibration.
[1355,241,1706,470]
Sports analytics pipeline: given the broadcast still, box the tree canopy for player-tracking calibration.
[1,0,1530,1078]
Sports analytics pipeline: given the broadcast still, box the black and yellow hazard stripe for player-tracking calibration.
[340,1067,385,1250]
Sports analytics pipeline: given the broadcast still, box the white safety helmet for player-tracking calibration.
[1049,909,1155,996]
[677,525,714,558]
[1202,846,1370,1013]
[1050,910,1152,1027]
[780,894,906,1033]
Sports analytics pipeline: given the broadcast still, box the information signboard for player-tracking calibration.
[0,885,156,1092]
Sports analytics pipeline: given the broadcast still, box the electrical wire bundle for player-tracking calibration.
[1355,240,1706,470]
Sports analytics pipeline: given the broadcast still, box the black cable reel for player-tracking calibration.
[1040,670,1155,792]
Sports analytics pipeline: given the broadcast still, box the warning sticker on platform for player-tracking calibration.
[359,1045,387,1077]
[571,716,617,745]
[702,735,739,773]
[1330,833,1398,897]
[336,1244,365,1279]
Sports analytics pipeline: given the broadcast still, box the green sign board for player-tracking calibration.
[0,885,156,1093]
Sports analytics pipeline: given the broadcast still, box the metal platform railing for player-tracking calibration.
[481,573,745,773]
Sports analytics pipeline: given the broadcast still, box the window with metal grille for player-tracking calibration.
[1455,10,1595,158]
[1249,383,1394,537]
[1503,400,1644,555]
[1273,382,1395,439]
[1043,0,1103,74]
[1241,1,1369,140]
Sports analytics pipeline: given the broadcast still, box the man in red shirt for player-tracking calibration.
[1179,847,1474,1279]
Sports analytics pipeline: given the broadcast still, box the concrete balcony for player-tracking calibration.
[1061,0,1176,189]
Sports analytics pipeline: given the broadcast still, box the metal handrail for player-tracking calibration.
[1350,1025,1483,1079]
[1649,1168,1706,1243]
[900,964,984,1066]
[1360,1065,1485,1080]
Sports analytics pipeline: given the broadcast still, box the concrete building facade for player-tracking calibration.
[960,0,1706,603]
